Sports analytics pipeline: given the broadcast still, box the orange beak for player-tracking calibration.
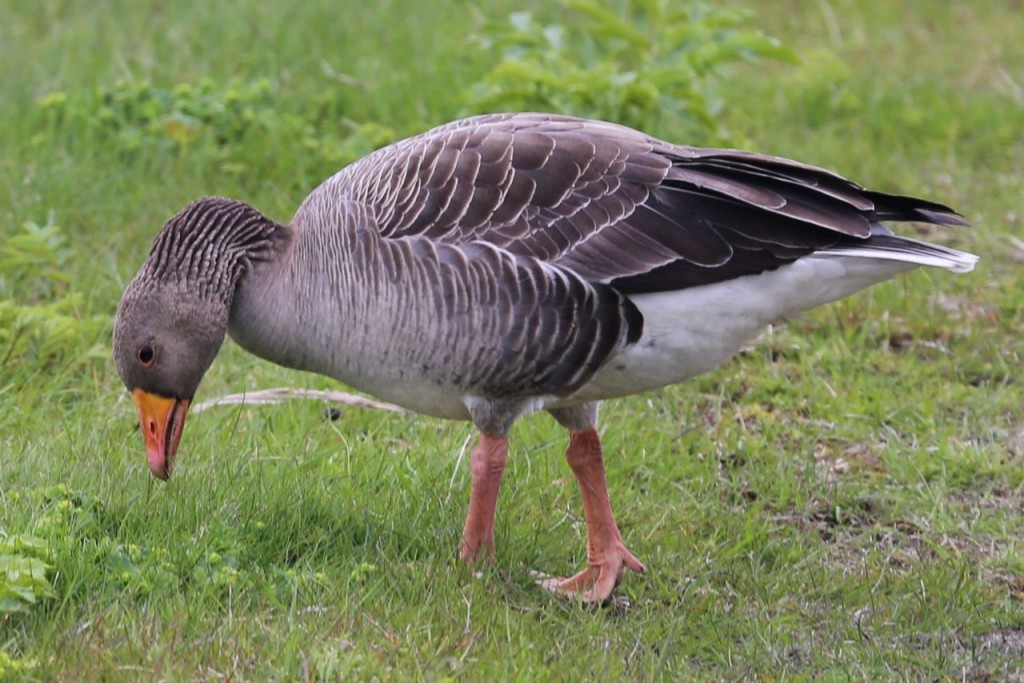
[131,389,190,480]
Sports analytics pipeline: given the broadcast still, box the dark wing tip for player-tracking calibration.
[914,207,970,227]
[864,191,969,228]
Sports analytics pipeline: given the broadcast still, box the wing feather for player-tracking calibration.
[330,113,964,295]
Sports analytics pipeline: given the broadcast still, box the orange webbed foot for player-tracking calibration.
[537,542,645,603]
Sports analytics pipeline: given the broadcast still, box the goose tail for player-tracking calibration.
[819,234,978,274]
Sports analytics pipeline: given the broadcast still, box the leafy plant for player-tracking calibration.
[0,650,36,678]
[105,543,178,597]
[0,532,54,614]
[37,78,398,171]
[0,216,108,376]
[465,0,795,142]
[38,78,288,152]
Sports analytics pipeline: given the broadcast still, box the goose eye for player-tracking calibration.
[138,345,155,367]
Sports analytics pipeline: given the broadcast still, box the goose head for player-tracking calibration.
[113,277,229,479]
[113,197,279,479]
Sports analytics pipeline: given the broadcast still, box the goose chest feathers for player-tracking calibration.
[114,112,977,602]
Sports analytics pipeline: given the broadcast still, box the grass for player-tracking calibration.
[1,0,1022,679]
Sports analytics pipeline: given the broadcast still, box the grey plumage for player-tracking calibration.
[113,112,977,600]
[219,113,973,426]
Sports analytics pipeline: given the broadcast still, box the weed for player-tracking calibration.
[0,216,107,378]
[0,532,53,614]
[466,0,794,142]
[37,78,400,186]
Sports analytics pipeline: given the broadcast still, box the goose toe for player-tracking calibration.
[537,544,646,604]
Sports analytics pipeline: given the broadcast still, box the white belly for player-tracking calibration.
[572,255,917,402]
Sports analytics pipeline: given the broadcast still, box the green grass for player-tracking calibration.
[1,0,1022,679]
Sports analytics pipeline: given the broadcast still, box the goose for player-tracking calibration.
[113,112,977,603]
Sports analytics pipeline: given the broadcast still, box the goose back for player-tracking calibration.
[304,113,966,293]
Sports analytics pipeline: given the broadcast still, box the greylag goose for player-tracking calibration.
[114,112,977,602]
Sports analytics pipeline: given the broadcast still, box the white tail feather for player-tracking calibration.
[820,238,978,274]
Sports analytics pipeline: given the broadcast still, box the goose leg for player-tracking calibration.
[540,427,645,602]
[459,432,508,565]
